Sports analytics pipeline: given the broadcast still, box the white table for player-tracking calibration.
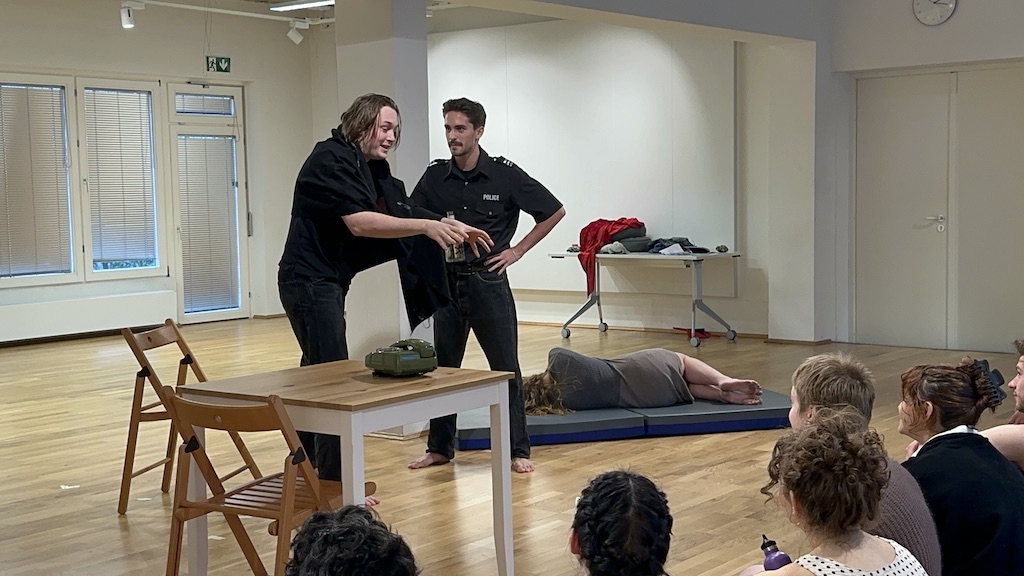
[179,361,514,575]
[550,251,742,347]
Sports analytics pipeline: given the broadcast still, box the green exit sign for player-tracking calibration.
[206,56,231,73]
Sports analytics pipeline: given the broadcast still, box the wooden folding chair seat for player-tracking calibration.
[160,386,377,576]
[118,318,262,515]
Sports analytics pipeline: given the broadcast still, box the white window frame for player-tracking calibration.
[167,83,250,323]
[0,72,84,289]
[76,77,171,282]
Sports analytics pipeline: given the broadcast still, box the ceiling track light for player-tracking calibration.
[121,0,145,29]
[287,19,309,44]
[270,0,334,12]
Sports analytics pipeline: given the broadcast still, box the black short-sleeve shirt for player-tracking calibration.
[278,129,398,281]
[410,148,562,264]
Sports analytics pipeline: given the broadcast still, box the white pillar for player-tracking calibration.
[333,0,431,358]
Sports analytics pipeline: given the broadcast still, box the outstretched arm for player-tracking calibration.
[342,211,468,248]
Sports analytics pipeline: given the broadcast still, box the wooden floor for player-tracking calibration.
[0,318,1017,575]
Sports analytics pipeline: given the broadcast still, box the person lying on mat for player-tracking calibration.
[523,347,762,414]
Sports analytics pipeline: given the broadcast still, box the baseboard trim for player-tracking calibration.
[517,320,766,340]
[763,338,834,346]
[253,313,288,319]
[366,430,426,441]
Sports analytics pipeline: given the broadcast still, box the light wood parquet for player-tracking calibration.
[0,319,1017,575]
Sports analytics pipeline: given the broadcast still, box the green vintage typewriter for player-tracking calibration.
[364,339,438,376]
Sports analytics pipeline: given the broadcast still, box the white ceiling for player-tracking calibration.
[232,1,556,33]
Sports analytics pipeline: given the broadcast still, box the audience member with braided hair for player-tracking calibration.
[739,408,927,576]
[571,470,673,576]
[286,505,418,576]
[898,357,1024,576]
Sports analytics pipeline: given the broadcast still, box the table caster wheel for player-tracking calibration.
[690,337,701,348]
[726,330,737,341]
[561,328,571,338]
[598,322,608,332]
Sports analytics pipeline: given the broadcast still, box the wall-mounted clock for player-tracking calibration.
[913,0,956,26]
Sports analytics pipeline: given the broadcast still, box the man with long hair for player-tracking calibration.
[279,94,491,498]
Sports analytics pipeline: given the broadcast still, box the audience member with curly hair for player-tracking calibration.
[524,347,761,415]
[898,357,1024,576]
[784,353,941,575]
[571,470,673,576]
[739,408,928,576]
[286,505,418,576]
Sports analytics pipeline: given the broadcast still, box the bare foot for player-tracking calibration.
[365,495,381,506]
[512,457,535,473]
[408,452,451,469]
[718,379,763,405]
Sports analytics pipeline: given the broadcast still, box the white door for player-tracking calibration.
[855,73,951,348]
[954,68,1024,351]
[167,85,250,323]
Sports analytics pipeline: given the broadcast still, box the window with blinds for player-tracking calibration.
[178,134,240,313]
[83,87,158,271]
[0,83,73,279]
[174,93,235,117]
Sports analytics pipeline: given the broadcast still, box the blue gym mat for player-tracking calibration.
[454,389,791,450]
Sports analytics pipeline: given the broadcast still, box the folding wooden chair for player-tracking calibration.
[160,386,377,576]
[118,318,262,515]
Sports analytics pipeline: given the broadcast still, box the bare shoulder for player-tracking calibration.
[738,563,812,576]
[981,424,1024,466]
[775,563,814,576]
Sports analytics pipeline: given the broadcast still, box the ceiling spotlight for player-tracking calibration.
[121,1,144,29]
[270,0,334,12]
[287,19,309,45]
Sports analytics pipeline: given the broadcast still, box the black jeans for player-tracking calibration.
[278,274,351,481]
[427,268,531,460]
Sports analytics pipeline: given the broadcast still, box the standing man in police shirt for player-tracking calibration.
[408,98,565,473]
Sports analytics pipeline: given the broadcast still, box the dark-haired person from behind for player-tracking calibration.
[898,358,1024,576]
[286,505,418,576]
[572,470,673,576]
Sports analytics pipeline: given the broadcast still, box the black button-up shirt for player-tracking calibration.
[410,148,562,264]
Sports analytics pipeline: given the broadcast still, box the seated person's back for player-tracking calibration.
[898,358,1024,576]
[286,505,418,576]
[571,469,673,576]
[787,353,942,576]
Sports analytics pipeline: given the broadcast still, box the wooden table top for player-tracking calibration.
[178,360,513,411]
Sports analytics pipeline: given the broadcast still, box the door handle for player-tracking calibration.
[925,215,945,223]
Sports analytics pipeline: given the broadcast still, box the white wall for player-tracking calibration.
[459,0,844,342]
[427,20,736,292]
[0,0,312,340]
[834,1,1024,72]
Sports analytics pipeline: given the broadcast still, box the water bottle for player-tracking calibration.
[760,534,792,570]
[443,211,465,263]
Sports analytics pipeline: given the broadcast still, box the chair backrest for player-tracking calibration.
[122,319,208,390]
[158,386,320,497]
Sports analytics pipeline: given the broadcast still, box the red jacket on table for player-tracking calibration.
[578,218,644,294]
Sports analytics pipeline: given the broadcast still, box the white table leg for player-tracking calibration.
[490,380,514,576]
[339,411,366,505]
[186,426,208,576]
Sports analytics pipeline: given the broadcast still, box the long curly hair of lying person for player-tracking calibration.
[522,370,573,415]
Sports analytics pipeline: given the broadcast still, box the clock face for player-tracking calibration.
[913,0,956,25]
